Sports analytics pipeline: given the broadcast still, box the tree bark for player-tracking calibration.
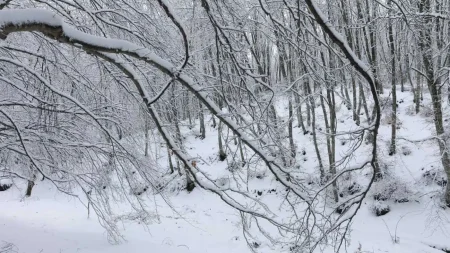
[417,0,450,205]
[388,0,397,155]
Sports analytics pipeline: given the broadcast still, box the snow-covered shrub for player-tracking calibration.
[379,97,393,111]
[248,169,266,180]
[153,175,187,195]
[0,178,12,192]
[401,146,412,156]
[113,210,156,225]
[304,173,320,186]
[405,104,417,116]
[214,177,230,189]
[370,201,390,216]
[420,104,434,118]
[381,113,403,129]
[226,160,242,173]
[371,175,413,203]
[422,167,448,187]
[339,181,361,198]
[130,184,149,196]
[168,178,187,193]
[336,203,350,214]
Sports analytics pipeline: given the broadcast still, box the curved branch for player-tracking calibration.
[156,0,189,69]
[302,0,382,251]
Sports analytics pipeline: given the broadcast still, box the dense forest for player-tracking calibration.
[0,1,449,252]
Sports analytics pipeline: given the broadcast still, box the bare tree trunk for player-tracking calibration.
[399,57,405,92]
[343,81,352,110]
[295,90,307,134]
[307,81,324,180]
[25,173,36,197]
[416,68,422,114]
[168,147,174,174]
[305,83,311,127]
[185,164,195,192]
[327,87,339,202]
[239,138,245,166]
[218,120,227,161]
[418,0,450,206]
[388,0,397,155]
[352,74,359,124]
[211,113,216,128]
[144,118,149,157]
[360,83,370,123]
[288,98,295,164]
[199,101,205,139]
[185,90,193,128]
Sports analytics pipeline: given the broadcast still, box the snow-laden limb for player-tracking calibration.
[414,12,448,20]
[0,8,311,203]
[0,9,61,32]
[397,134,449,143]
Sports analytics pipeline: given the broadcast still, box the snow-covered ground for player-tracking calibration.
[1,88,450,253]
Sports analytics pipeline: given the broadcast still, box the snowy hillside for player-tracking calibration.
[1,88,449,253]
[1,1,450,253]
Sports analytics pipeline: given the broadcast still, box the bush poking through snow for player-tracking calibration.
[113,210,155,225]
[371,201,390,216]
[131,185,149,196]
[226,161,242,173]
[422,168,448,187]
[289,245,300,252]
[401,146,412,156]
[186,180,195,192]
[336,204,349,214]
[382,113,402,129]
[379,97,393,109]
[405,104,417,116]
[248,169,266,180]
[214,177,230,189]
[339,182,361,198]
[371,176,413,203]
[0,183,11,192]
[218,151,227,161]
[420,104,434,118]
[0,179,12,192]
